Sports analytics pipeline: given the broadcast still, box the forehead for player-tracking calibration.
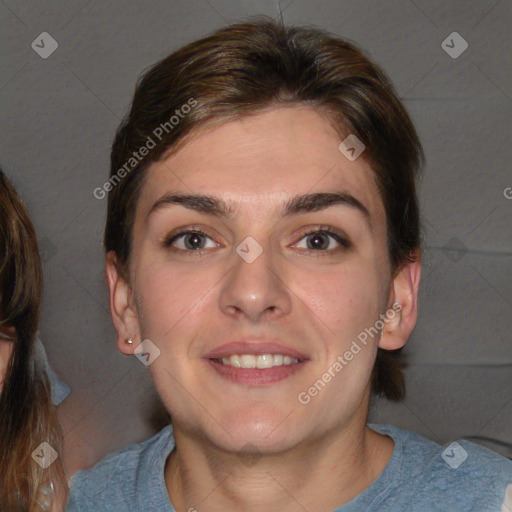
[138,106,384,223]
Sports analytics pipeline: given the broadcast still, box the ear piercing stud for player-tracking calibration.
[126,339,133,345]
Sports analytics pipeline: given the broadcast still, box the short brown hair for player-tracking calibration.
[104,17,424,401]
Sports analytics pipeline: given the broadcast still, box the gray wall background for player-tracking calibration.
[1,0,511,472]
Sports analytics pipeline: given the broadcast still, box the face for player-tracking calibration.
[109,106,417,453]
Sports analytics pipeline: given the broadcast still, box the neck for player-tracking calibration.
[164,414,394,512]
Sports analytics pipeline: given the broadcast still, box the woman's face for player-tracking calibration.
[111,106,411,452]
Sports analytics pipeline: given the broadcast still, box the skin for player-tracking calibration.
[107,106,421,511]
[0,325,15,393]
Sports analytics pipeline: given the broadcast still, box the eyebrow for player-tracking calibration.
[148,191,371,227]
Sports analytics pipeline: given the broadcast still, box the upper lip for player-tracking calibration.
[203,339,309,360]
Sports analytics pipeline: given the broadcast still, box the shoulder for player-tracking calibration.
[370,424,512,510]
[66,425,175,511]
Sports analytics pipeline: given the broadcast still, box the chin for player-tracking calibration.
[208,406,301,451]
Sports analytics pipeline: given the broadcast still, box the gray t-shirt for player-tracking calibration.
[66,423,512,511]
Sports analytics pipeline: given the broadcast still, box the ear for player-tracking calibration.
[105,251,140,356]
[379,255,421,350]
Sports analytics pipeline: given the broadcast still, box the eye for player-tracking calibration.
[164,229,218,252]
[162,225,350,255]
[293,226,351,253]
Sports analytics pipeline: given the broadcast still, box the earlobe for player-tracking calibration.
[105,251,139,355]
[379,257,421,351]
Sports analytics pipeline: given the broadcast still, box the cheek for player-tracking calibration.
[135,260,200,333]
[133,256,223,365]
[298,262,383,343]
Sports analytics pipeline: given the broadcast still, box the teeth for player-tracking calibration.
[240,355,256,368]
[222,355,241,367]
[218,354,300,368]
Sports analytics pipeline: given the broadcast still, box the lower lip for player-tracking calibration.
[206,358,308,385]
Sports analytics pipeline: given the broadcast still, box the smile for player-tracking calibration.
[213,354,302,368]
[207,357,308,386]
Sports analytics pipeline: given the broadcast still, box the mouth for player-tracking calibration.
[211,353,305,368]
[203,339,310,385]
[205,353,308,386]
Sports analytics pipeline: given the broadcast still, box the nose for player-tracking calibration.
[218,239,292,323]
